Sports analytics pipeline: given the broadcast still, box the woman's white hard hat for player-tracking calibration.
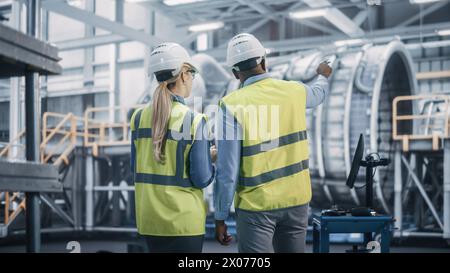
[148,42,198,80]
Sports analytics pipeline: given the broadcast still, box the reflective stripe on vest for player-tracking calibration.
[131,102,207,236]
[221,77,312,211]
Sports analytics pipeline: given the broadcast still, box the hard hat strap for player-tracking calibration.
[155,70,176,82]
[232,56,264,72]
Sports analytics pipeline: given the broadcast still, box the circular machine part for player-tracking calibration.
[284,40,417,213]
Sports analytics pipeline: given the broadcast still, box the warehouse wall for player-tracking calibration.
[44,0,187,114]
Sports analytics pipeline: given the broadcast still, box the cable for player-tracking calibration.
[353,152,380,190]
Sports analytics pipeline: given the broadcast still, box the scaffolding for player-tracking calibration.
[392,94,450,240]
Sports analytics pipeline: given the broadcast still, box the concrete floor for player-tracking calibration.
[0,239,449,253]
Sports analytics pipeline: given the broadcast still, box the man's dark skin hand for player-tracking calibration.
[215,220,233,245]
[316,61,333,78]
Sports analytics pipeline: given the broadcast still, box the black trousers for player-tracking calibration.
[144,235,204,253]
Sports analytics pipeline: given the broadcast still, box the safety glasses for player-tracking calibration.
[186,69,197,80]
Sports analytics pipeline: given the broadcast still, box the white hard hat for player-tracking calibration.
[148,42,197,82]
[226,33,266,70]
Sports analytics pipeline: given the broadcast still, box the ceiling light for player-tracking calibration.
[289,9,328,19]
[334,39,365,47]
[188,21,224,32]
[67,0,82,7]
[409,0,442,4]
[124,0,150,3]
[437,29,450,36]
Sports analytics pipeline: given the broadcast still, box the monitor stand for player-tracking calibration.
[360,155,391,209]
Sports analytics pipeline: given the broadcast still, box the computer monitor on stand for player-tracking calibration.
[346,134,390,210]
[345,134,391,245]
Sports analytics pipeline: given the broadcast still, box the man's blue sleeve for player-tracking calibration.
[303,75,329,109]
[189,118,215,189]
[214,104,241,221]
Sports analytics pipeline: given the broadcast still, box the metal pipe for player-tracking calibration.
[354,58,376,93]
[85,154,94,231]
[444,139,450,239]
[92,227,137,233]
[394,148,403,237]
[398,231,444,238]
[93,186,135,191]
[11,227,76,235]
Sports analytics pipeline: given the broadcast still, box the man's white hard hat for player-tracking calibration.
[226,33,266,70]
[148,42,197,82]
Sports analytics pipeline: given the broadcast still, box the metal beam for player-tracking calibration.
[25,0,40,253]
[9,0,22,160]
[40,194,75,226]
[0,161,61,192]
[302,0,365,37]
[83,0,94,87]
[180,31,202,47]
[401,155,444,230]
[301,20,341,35]
[236,1,339,42]
[218,3,240,19]
[56,34,129,51]
[199,17,273,51]
[395,1,448,27]
[206,21,450,59]
[174,1,368,29]
[237,0,277,21]
[353,10,368,27]
[444,140,450,239]
[286,0,340,35]
[243,17,271,34]
[41,0,163,46]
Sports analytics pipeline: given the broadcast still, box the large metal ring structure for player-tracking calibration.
[278,40,417,213]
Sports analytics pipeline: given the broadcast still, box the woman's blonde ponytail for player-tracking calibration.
[151,81,173,163]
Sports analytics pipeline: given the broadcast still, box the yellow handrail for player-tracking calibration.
[41,112,84,165]
[393,94,450,151]
[3,192,26,225]
[41,112,74,147]
[1,131,27,226]
[2,112,84,227]
[0,130,25,158]
[84,105,145,156]
[2,106,146,226]
[53,143,75,166]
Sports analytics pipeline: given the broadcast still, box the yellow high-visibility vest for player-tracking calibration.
[220,77,312,211]
[131,102,207,236]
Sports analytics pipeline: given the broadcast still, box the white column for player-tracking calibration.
[8,0,23,160]
[394,148,403,237]
[443,139,450,239]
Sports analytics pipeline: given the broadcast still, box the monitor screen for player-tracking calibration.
[346,133,364,188]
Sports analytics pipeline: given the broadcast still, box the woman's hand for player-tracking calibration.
[210,145,217,163]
